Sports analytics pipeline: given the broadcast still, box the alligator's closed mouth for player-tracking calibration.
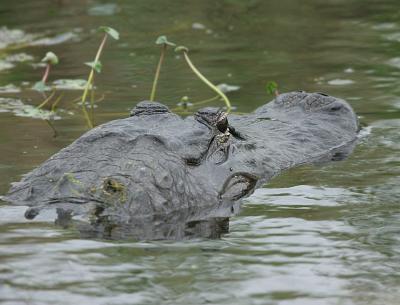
[24,196,104,219]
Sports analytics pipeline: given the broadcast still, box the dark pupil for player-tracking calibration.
[217,117,228,133]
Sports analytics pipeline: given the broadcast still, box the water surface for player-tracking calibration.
[1,1,400,304]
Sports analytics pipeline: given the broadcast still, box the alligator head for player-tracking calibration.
[2,91,359,239]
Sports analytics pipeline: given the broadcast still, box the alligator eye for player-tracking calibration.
[217,116,228,133]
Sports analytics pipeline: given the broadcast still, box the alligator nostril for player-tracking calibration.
[318,92,329,97]
[330,105,343,111]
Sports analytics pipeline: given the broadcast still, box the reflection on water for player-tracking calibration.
[1,0,400,304]
[0,204,233,240]
[2,185,400,305]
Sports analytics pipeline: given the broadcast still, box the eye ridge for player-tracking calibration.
[330,105,343,111]
[195,108,227,130]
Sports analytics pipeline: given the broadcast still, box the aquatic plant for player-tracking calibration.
[150,36,175,101]
[33,51,58,92]
[266,81,279,97]
[81,26,119,128]
[172,95,218,113]
[175,46,232,110]
[28,51,61,137]
[35,91,64,137]
[173,83,240,113]
[21,34,241,132]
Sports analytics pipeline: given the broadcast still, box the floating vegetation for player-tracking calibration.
[4,53,34,63]
[0,52,34,71]
[52,79,89,90]
[0,30,244,132]
[0,27,35,50]
[0,60,14,71]
[0,97,61,120]
[0,84,21,94]
[29,32,79,46]
[88,3,120,16]
[0,27,79,51]
[81,26,119,128]
[386,57,400,69]
[0,95,67,137]
[150,35,175,101]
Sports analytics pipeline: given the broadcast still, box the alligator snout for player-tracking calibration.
[271,91,358,131]
[275,91,337,110]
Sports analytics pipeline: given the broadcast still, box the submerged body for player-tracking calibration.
[2,92,359,239]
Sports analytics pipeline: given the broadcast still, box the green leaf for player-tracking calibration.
[155,35,176,47]
[85,60,102,73]
[98,26,119,40]
[175,45,189,53]
[41,52,59,65]
[32,81,51,92]
[266,81,278,95]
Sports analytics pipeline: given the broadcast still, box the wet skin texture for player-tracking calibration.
[2,92,359,239]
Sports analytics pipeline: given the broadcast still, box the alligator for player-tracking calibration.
[1,91,359,239]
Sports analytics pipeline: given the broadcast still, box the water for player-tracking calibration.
[1,0,400,304]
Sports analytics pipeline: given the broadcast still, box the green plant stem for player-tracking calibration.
[45,119,58,138]
[81,33,108,128]
[37,91,56,109]
[51,93,64,112]
[171,95,220,112]
[90,83,95,126]
[191,95,220,106]
[42,64,51,84]
[182,51,231,110]
[81,72,94,129]
[150,44,166,101]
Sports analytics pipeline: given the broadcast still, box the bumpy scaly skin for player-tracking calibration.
[2,92,358,234]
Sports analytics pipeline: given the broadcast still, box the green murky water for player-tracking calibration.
[1,1,400,304]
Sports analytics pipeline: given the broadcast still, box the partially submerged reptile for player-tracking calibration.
[2,91,359,239]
